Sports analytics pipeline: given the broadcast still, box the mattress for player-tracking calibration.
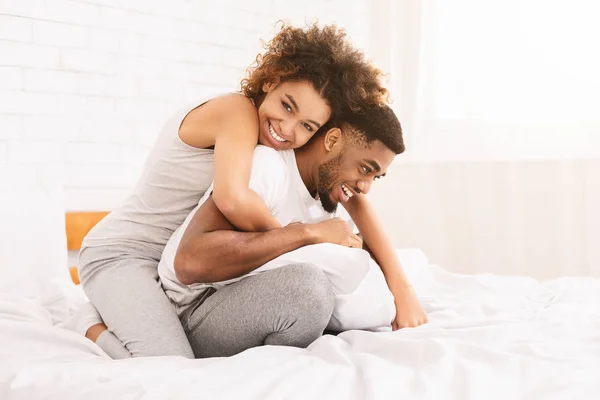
[1,251,599,399]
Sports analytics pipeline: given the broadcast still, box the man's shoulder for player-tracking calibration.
[252,146,292,171]
[250,146,292,190]
[252,145,288,159]
[253,144,278,157]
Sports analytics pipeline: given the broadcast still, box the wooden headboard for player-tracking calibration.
[65,211,109,284]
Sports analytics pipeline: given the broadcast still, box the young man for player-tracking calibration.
[159,105,426,358]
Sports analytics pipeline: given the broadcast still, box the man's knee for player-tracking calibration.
[277,263,334,330]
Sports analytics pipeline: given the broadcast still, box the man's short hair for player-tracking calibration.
[342,105,405,154]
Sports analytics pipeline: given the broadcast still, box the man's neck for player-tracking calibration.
[294,146,319,198]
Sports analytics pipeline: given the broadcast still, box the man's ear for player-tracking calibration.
[323,127,342,152]
[262,81,276,93]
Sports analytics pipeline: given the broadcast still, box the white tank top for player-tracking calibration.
[82,96,217,257]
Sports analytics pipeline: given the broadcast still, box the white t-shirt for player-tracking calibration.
[158,145,354,313]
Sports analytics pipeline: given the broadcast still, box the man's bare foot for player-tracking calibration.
[85,323,108,342]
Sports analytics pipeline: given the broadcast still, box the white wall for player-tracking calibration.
[0,0,371,210]
[6,1,595,280]
[369,159,600,280]
[361,0,600,280]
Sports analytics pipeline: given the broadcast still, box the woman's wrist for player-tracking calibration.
[287,223,319,246]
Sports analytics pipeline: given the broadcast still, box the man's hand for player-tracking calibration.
[309,218,363,248]
[391,285,428,330]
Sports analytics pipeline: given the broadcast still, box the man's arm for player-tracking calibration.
[174,195,316,285]
[342,194,428,329]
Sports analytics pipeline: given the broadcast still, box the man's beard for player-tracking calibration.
[316,154,342,213]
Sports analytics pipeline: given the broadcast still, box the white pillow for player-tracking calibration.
[327,258,396,332]
[0,187,70,299]
[217,245,430,332]
[327,249,432,331]
[218,243,402,332]
[218,243,372,295]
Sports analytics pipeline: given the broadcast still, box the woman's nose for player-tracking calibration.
[279,119,295,137]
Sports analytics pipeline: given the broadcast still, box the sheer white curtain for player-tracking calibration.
[368,0,600,279]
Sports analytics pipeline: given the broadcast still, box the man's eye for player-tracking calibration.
[282,101,292,112]
[374,175,381,181]
[302,122,312,132]
[362,166,371,174]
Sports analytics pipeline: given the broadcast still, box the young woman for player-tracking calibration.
[69,23,399,359]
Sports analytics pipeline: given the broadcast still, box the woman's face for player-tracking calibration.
[256,81,331,150]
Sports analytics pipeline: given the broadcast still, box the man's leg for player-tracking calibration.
[79,246,194,359]
[180,263,334,358]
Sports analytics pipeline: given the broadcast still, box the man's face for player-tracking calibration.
[317,139,396,213]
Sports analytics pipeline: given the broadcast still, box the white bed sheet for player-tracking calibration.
[2,250,600,400]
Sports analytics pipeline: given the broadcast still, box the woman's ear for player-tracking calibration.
[262,81,276,93]
[324,127,342,152]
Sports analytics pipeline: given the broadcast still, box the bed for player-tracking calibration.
[1,191,600,399]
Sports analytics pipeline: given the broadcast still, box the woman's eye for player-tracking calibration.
[282,101,292,113]
[302,122,312,132]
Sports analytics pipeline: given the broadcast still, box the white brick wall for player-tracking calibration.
[0,41,61,68]
[0,14,32,42]
[0,0,371,210]
[0,66,23,90]
[0,141,7,163]
[0,115,21,139]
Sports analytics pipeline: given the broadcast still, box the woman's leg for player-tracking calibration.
[180,263,334,358]
[78,246,194,359]
[60,300,132,359]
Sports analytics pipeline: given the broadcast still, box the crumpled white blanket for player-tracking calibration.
[2,249,599,400]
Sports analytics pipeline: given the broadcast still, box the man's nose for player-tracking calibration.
[356,179,373,195]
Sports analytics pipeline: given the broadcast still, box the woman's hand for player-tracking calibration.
[391,285,428,330]
[309,218,363,248]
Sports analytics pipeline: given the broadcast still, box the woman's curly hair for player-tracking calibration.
[241,22,389,124]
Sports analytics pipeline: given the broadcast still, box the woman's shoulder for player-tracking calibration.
[179,93,258,148]
[207,93,257,118]
[185,93,258,131]
[205,93,260,135]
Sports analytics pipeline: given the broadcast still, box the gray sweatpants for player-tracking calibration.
[78,243,194,359]
[78,244,334,359]
[180,263,335,358]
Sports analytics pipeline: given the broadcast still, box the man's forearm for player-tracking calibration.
[175,223,314,285]
[344,195,412,289]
